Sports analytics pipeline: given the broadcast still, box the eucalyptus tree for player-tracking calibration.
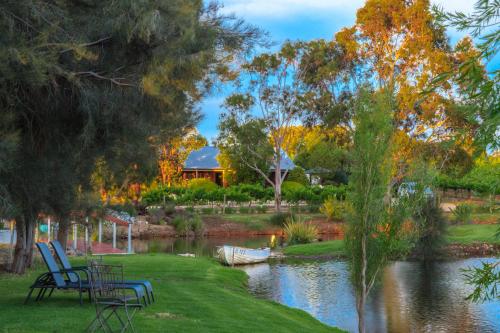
[0,0,262,273]
[218,43,309,211]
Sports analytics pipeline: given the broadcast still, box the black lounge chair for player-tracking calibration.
[50,240,154,304]
[25,243,146,305]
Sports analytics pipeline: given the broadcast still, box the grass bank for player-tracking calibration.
[283,224,499,257]
[0,254,341,333]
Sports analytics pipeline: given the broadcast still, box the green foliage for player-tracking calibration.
[239,206,251,214]
[320,196,347,221]
[413,198,448,260]
[223,207,236,214]
[345,89,401,328]
[269,212,296,227]
[187,179,219,192]
[287,167,309,185]
[201,207,216,215]
[282,181,305,193]
[463,261,500,302]
[255,205,268,213]
[452,204,473,224]
[284,218,318,245]
[171,214,204,236]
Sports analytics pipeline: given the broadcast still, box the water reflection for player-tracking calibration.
[116,236,271,257]
[240,259,500,333]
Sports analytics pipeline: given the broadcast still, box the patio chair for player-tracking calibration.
[25,243,146,306]
[86,263,143,333]
[50,240,154,304]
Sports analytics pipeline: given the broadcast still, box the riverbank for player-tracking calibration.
[0,254,342,332]
[282,224,500,259]
[107,213,343,239]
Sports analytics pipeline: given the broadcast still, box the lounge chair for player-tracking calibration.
[50,240,154,304]
[25,243,146,305]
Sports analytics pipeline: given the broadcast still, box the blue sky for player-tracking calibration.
[197,0,495,142]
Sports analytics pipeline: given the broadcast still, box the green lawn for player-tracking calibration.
[282,224,499,256]
[283,240,344,256]
[220,213,324,230]
[0,254,341,333]
[446,224,500,244]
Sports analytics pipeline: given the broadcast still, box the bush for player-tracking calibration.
[284,218,318,245]
[269,212,295,227]
[239,206,251,214]
[185,206,196,213]
[163,202,176,215]
[320,196,346,221]
[187,178,219,192]
[282,181,305,193]
[172,214,204,236]
[255,205,268,213]
[287,166,309,186]
[201,207,216,215]
[413,198,447,260]
[452,204,473,224]
[191,215,204,236]
[146,206,165,225]
[307,205,320,213]
[223,206,236,214]
[172,216,190,235]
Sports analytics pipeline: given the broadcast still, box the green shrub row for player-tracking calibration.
[142,182,347,206]
[435,174,499,194]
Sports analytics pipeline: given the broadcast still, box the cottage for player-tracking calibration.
[181,146,295,187]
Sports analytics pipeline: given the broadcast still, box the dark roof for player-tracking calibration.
[184,146,295,171]
[184,146,221,170]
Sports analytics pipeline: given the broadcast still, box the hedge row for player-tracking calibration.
[435,174,499,194]
[142,182,347,206]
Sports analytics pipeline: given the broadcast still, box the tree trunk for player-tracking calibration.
[274,151,282,212]
[10,213,36,274]
[57,217,70,252]
[357,233,367,333]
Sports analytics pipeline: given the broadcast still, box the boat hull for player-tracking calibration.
[217,246,271,265]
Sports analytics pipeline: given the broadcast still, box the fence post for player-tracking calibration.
[47,217,51,242]
[112,223,116,249]
[98,219,102,243]
[73,224,77,250]
[127,223,132,254]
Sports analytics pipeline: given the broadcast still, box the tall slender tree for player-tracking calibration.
[0,0,262,273]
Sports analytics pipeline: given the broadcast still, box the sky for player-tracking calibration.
[197,0,493,142]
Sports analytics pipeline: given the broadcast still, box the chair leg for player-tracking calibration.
[35,287,45,301]
[122,306,138,333]
[47,288,55,298]
[24,287,35,304]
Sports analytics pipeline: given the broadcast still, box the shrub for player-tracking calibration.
[146,206,165,225]
[185,206,195,213]
[187,178,219,192]
[282,181,305,193]
[284,218,318,245]
[223,206,236,214]
[255,205,268,213]
[307,205,320,213]
[452,204,473,224]
[163,202,176,215]
[320,196,346,221]
[287,166,309,186]
[413,198,447,260]
[239,206,251,214]
[171,216,190,235]
[269,212,295,227]
[201,207,216,215]
[191,215,204,236]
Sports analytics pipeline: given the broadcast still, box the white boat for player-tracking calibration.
[217,245,271,265]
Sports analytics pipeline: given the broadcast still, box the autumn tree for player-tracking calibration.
[158,130,207,187]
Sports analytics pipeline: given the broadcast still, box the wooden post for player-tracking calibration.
[9,220,15,264]
[47,217,51,242]
[98,219,102,243]
[127,223,132,254]
[73,224,77,250]
[112,223,116,249]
